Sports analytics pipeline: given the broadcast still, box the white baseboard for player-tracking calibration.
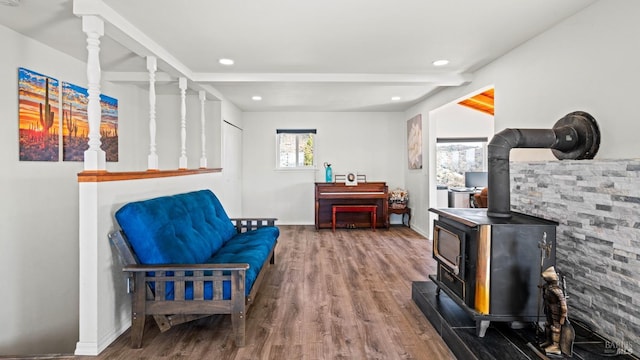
[74,321,130,356]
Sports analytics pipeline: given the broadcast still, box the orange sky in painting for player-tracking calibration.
[19,90,117,138]
[19,92,60,133]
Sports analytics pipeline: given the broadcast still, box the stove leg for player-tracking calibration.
[435,287,441,296]
[476,320,490,337]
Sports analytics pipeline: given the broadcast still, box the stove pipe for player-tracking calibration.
[487,111,600,218]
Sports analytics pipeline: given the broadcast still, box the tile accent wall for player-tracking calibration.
[510,159,639,356]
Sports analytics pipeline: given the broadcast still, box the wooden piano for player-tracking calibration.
[315,182,388,230]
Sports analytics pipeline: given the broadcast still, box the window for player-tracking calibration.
[436,137,487,188]
[276,129,315,168]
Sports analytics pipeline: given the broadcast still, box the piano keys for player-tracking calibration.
[315,182,389,230]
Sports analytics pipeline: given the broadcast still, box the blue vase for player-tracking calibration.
[325,164,332,182]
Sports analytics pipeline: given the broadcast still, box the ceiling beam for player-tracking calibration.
[194,72,473,86]
[103,71,173,83]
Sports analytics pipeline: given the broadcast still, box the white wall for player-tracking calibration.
[242,112,405,224]
[221,122,243,217]
[433,104,494,140]
[405,0,640,238]
[491,0,640,161]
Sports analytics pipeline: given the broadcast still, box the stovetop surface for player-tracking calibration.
[429,208,558,227]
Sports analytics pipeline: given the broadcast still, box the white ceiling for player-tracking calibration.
[0,0,597,112]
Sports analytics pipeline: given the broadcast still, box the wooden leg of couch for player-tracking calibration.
[130,273,147,348]
[131,313,146,348]
[231,270,246,347]
[231,310,246,347]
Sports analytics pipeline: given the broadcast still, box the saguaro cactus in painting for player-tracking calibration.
[64,103,77,138]
[38,78,55,140]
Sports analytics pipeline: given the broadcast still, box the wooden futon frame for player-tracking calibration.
[109,218,276,348]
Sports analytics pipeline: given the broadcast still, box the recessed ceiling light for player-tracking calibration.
[218,58,234,66]
[432,59,449,67]
[391,96,401,101]
[252,95,262,101]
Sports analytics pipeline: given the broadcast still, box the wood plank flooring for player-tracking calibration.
[84,225,455,360]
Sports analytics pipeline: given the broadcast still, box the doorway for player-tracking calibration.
[427,87,495,234]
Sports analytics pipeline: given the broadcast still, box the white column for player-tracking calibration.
[199,90,207,168]
[147,56,158,170]
[75,182,100,356]
[76,16,105,355]
[178,77,188,169]
[82,15,106,171]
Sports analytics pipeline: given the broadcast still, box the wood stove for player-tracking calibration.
[429,111,601,337]
[429,207,557,337]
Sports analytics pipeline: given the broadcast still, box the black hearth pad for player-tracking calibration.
[412,281,638,360]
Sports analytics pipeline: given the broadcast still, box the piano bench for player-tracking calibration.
[332,205,377,232]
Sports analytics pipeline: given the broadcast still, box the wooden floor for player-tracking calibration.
[84,225,455,360]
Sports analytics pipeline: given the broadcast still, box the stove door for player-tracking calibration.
[433,220,467,277]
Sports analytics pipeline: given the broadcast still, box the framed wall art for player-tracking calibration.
[18,67,60,161]
[407,114,422,169]
[62,81,118,162]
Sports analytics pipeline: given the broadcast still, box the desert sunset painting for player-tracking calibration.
[18,67,60,161]
[62,82,119,161]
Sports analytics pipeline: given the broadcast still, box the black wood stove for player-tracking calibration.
[429,111,601,337]
[429,207,557,337]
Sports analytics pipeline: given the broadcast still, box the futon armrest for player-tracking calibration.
[121,263,250,300]
[230,217,277,233]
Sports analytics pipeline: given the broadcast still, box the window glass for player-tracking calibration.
[436,138,487,188]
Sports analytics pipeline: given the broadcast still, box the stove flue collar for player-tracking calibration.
[551,111,600,160]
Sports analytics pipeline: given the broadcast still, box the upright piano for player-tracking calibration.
[315,182,388,230]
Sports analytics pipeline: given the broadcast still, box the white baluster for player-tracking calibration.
[147,56,158,170]
[82,16,106,171]
[199,91,207,168]
[178,77,188,169]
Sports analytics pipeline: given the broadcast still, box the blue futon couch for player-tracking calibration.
[109,189,279,348]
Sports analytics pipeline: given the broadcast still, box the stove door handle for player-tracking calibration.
[455,255,462,273]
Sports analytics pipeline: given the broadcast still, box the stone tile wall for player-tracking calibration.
[510,159,639,356]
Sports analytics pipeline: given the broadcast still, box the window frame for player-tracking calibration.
[275,129,316,170]
[436,137,488,188]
